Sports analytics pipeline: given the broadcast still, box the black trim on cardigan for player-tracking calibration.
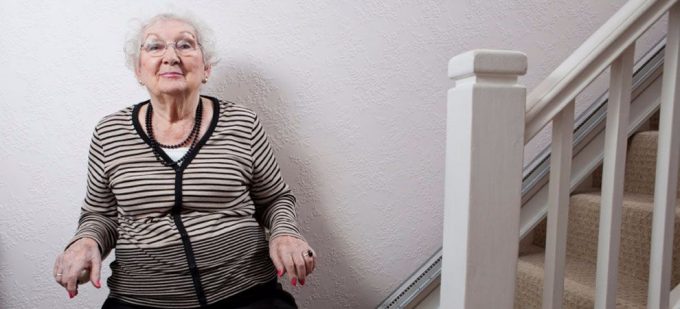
[131,95,221,307]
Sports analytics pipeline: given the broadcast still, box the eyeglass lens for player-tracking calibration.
[142,37,199,56]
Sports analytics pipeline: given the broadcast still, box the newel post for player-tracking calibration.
[441,50,527,308]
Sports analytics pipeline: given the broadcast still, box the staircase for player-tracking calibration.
[379,1,680,307]
[436,0,680,307]
[516,124,680,308]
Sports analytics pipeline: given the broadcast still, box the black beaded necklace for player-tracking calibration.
[145,99,203,166]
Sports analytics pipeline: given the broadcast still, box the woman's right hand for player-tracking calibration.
[53,238,102,298]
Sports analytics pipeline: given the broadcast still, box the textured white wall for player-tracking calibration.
[0,1,666,308]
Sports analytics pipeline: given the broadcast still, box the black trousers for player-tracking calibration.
[101,279,297,309]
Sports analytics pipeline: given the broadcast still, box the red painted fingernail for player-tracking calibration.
[300,279,305,286]
[68,291,74,299]
[95,280,101,288]
[291,278,297,286]
[277,269,283,277]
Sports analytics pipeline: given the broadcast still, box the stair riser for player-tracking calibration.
[562,196,680,283]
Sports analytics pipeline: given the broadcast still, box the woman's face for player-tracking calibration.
[136,19,210,97]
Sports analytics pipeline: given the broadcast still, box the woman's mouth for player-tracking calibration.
[160,72,183,78]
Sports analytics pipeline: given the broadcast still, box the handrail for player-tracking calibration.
[524,0,678,143]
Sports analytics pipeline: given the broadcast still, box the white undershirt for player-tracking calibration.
[161,147,190,163]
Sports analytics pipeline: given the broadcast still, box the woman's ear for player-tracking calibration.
[135,64,144,85]
[204,64,212,80]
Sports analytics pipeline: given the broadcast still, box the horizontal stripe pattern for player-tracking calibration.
[68,98,302,308]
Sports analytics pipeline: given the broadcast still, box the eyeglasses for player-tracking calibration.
[140,38,201,57]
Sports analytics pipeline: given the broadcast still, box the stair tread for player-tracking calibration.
[517,246,648,308]
[534,191,680,279]
[572,191,656,208]
[517,128,680,307]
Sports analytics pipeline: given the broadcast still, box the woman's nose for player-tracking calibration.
[162,48,180,65]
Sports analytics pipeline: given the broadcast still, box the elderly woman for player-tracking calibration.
[52,13,315,309]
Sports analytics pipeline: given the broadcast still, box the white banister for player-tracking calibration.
[542,100,574,309]
[436,2,680,309]
[524,0,678,143]
[441,50,526,309]
[648,3,680,309]
[594,44,635,309]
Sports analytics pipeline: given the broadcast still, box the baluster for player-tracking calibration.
[543,99,574,309]
[594,44,635,309]
[648,3,680,309]
[441,50,526,308]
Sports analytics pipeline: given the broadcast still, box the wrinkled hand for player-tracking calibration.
[53,238,102,298]
[269,235,316,286]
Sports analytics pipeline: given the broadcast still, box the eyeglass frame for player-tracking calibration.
[139,38,203,57]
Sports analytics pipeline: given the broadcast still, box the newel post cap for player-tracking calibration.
[448,49,528,80]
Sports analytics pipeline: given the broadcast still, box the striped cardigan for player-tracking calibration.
[69,96,302,308]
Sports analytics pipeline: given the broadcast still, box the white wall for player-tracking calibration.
[0,1,667,308]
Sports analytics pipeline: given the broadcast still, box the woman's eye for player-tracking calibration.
[145,42,163,51]
[176,40,193,50]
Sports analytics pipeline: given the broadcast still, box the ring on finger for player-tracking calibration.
[302,249,314,258]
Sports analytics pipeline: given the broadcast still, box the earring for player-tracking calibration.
[202,77,208,84]
[138,80,145,86]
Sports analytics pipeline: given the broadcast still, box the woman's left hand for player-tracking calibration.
[269,235,316,286]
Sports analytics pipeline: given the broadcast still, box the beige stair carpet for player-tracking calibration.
[515,130,680,308]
